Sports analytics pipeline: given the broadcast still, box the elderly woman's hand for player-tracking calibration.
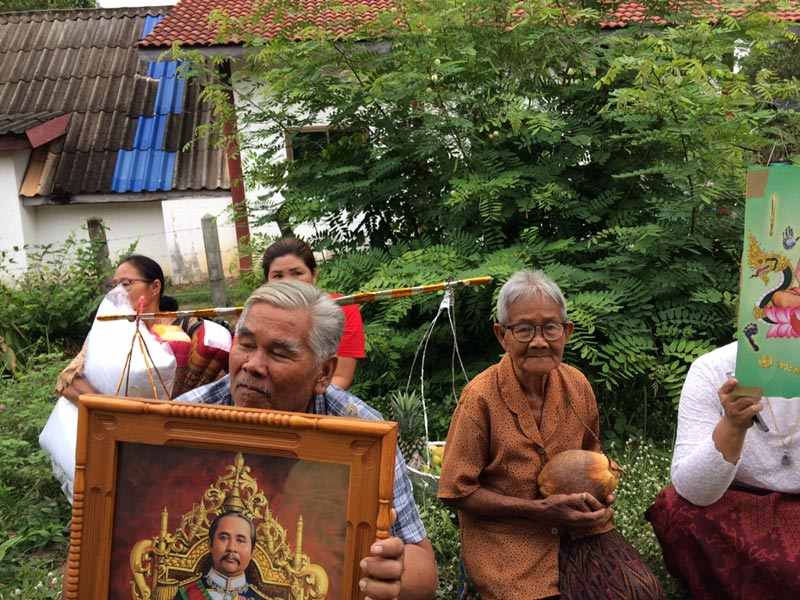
[536,492,613,529]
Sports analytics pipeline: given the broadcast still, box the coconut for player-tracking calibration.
[537,449,622,501]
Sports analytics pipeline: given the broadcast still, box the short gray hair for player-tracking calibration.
[237,280,344,364]
[496,269,567,324]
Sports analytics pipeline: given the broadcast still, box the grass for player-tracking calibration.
[0,354,72,599]
[170,278,254,311]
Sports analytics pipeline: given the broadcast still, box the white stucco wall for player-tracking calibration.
[0,194,252,286]
[161,197,242,283]
[0,150,36,279]
[32,197,249,285]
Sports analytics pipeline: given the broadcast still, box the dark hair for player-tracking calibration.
[261,237,317,281]
[119,254,178,311]
[208,511,257,550]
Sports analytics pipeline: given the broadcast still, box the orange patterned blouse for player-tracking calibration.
[438,353,612,599]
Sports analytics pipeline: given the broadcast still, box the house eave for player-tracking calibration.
[22,189,232,207]
[138,44,247,63]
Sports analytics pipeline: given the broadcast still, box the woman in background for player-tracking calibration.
[56,254,229,401]
[261,237,365,390]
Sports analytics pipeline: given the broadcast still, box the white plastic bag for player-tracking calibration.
[38,396,78,504]
[39,285,178,504]
[84,286,176,398]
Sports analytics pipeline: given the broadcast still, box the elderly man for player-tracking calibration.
[176,281,438,600]
[174,511,266,599]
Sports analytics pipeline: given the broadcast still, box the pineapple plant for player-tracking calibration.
[389,389,427,464]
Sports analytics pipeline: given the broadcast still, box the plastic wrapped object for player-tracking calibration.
[39,396,78,504]
[173,319,232,396]
[84,286,176,398]
[39,285,178,504]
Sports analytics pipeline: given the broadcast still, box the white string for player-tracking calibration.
[404,284,470,468]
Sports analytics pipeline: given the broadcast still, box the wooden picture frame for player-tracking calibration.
[64,394,397,600]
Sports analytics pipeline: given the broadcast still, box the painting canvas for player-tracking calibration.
[736,165,800,397]
[64,394,398,600]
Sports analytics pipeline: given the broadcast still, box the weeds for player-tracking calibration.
[0,354,71,597]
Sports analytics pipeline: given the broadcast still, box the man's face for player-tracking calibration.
[209,515,253,578]
[229,303,336,412]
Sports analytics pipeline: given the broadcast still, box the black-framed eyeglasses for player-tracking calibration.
[106,278,152,291]
[504,321,567,343]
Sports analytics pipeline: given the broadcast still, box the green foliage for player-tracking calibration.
[172,0,800,438]
[0,354,71,597]
[415,486,461,599]
[0,0,96,12]
[0,233,125,371]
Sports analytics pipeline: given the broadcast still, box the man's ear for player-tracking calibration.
[313,356,338,395]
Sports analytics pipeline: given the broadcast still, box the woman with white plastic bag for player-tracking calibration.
[40,255,231,504]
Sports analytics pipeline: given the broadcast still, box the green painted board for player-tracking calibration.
[735,165,800,398]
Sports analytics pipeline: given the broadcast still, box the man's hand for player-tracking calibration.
[359,535,405,600]
[358,509,437,600]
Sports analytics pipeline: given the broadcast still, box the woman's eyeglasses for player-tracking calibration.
[106,278,152,291]
[504,321,567,343]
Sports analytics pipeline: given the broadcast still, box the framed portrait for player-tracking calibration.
[63,394,398,600]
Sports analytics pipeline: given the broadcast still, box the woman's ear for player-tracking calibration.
[493,323,509,351]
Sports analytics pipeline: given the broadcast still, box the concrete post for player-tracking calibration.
[201,214,227,307]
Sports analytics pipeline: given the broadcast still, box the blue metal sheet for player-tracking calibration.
[147,57,177,80]
[112,149,175,192]
[110,14,183,193]
[141,14,163,38]
[132,115,168,149]
[154,70,185,115]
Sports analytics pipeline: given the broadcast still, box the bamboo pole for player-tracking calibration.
[95,276,492,322]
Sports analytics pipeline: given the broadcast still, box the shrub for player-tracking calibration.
[0,233,122,371]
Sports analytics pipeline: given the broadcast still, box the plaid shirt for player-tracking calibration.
[177,375,427,544]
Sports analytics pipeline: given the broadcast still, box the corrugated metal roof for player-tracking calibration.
[0,7,230,200]
[112,148,176,192]
[0,111,64,135]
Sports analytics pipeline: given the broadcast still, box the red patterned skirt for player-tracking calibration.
[646,484,800,600]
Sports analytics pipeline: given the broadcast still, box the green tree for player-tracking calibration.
[0,0,96,12]
[183,0,800,439]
